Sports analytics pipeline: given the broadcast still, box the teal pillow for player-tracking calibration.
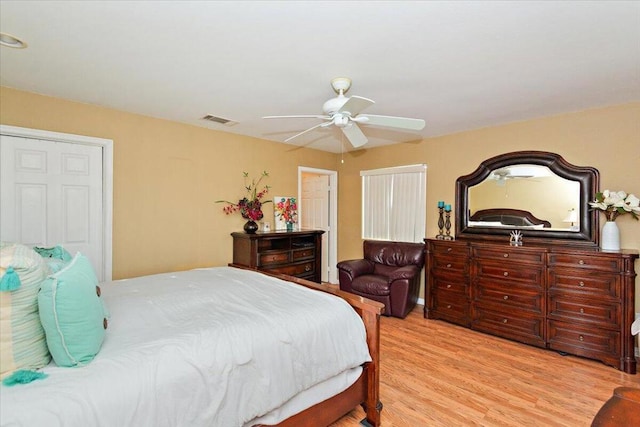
[38,253,106,367]
[33,245,72,262]
[33,245,73,274]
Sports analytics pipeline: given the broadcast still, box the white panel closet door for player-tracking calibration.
[0,135,104,279]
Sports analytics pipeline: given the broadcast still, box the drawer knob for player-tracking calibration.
[446,304,452,309]
[579,281,585,287]
[447,247,452,252]
[503,272,509,277]
[578,260,585,265]
[502,319,508,324]
[305,265,311,272]
[580,308,584,314]
[446,263,452,268]
[446,284,452,289]
[503,253,509,258]
[503,295,509,300]
[579,335,584,342]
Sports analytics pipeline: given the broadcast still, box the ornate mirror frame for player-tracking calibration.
[455,151,600,246]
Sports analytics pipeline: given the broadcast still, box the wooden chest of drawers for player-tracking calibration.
[425,238,639,374]
[231,229,324,282]
[426,240,471,326]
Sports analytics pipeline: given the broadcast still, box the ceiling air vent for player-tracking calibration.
[201,114,237,126]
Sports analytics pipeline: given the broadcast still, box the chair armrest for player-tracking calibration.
[387,265,420,283]
[337,259,375,279]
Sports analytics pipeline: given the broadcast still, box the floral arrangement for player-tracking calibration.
[275,197,298,224]
[216,171,271,221]
[589,190,639,222]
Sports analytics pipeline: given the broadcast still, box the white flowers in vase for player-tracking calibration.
[589,190,640,222]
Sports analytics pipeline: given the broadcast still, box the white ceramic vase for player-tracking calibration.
[601,221,620,251]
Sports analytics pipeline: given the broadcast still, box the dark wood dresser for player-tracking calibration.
[231,229,324,283]
[425,238,639,374]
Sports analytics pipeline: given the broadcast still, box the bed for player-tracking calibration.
[0,266,383,427]
[468,208,551,228]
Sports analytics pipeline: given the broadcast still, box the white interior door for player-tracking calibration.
[1,133,106,280]
[299,169,337,283]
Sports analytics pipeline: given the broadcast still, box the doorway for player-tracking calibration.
[298,167,337,283]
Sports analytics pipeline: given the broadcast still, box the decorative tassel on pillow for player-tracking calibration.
[2,369,48,386]
[0,266,21,291]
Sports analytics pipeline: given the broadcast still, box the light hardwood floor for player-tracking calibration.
[332,306,640,427]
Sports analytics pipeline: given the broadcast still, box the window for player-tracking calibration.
[361,164,426,243]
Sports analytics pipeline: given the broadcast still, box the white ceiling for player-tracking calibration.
[1,1,638,153]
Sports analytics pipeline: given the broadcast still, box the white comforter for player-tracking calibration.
[0,267,371,427]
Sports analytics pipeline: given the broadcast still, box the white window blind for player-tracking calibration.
[361,164,426,243]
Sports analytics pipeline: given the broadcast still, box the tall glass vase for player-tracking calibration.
[601,221,620,251]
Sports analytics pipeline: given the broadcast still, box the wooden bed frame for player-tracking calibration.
[469,208,551,228]
[231,265,384,427]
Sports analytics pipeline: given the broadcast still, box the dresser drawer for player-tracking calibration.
[472,308,545,348]
[432,254,469,274]
[548,269,620,298]
[292,248,315,261]
[258,251,291,266]
[548,320,620,363]
[474,261,543,285]
[259,250,290,266]
[548,297,620,328]
[473,246,545,264]
[429,241,469,256]
[432,293,470,326]
[263,261,314,277]
[548,253,621,272]
[434,278,467,296]
[474,281,543,313]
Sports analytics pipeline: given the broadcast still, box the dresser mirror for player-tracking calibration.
[455,151,600,246]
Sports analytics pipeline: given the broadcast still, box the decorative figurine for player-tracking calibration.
[509,230,523,246]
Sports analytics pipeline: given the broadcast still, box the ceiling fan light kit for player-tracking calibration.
[264,77,426,148]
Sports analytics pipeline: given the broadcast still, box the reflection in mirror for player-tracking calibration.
[455,151,600,246]
[468,164,581,231]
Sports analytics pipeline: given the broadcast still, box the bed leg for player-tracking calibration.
[360,401,382,427]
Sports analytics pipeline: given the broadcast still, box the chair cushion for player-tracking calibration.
[352,275,391,296]
[364,240,425,268]
[373,263,398,277]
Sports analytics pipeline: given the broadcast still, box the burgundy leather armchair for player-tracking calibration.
[337,240,425,318]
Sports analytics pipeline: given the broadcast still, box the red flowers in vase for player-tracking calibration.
[216,171,271,221]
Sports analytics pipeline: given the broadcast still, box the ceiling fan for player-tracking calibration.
[263,77,426,148]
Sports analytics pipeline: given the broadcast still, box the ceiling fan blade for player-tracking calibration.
[263,115,330,120]
[355,114,425,130]
[284,122,326,142]
[341,123,368,148]
[338,96,375,116]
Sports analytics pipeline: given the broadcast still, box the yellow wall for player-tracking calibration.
[0,87,339,279]
[2,87,639,308]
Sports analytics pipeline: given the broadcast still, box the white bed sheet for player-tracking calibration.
[0,267,371,427]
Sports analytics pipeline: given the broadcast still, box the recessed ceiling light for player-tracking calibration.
[0,33,28,49]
